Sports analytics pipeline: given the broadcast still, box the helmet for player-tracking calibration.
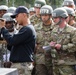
[29,7,35,12]
[34,0,46,8]
[62,0,75,9]
[7,7,16,13]
[63,0,74,6]
[63,7,75,16]
[0,5,8,11]
[40,5,53,15]
[52,8,68,18]
[2,13,14,22]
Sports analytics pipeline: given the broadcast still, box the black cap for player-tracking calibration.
[11,6,29,18]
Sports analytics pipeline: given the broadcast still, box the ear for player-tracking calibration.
[22,13,26,17]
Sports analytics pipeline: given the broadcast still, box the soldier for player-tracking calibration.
[50,7,76,75]
[2,12,18,36]
[0,6,36,75]
[62,0,75,10]
[34,5,54,75]
[30,0,46,25]
[29,7,35,17]
[63,7,76,27]
[2,12,18,68]
[0,5,8,67]
[7,7,20,31]
[0,5,8,18]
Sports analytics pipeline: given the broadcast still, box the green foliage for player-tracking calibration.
[0,0,6,5]
[25,0,35,5]
[14,0,26,7]
[0,0,35,7]
[48,0,63,9]
[0,0,63,8]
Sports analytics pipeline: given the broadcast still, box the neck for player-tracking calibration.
[23,19,30,26]
[36,14,40,18]
[59,21,66,28]
[43,20,52,26]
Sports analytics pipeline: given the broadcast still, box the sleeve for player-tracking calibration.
[61,30,76,52]
[1,27,32,46]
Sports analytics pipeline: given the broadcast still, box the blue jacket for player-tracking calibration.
[1,24,36,63]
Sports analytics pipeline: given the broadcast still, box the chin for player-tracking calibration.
[18,23,22,25]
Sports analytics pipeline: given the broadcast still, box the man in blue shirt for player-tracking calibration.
[0,6,36,75]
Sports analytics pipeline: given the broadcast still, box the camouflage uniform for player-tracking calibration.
[30,14,41,26]
[35,22,54,75]
[0,6,8,59]
[11,62,33,75]
[63,7,76,28]
[0,40,6,67]
[30,0,46,26]
[50,24,76,75]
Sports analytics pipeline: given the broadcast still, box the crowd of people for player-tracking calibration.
[0,0,76,75]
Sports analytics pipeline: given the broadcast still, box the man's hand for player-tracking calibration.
[49,41,56,47]
[55,44,61,50]
[0,20,5,28]
[50,41,61,50]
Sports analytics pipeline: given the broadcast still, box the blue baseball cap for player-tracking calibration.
[11,6,29,18]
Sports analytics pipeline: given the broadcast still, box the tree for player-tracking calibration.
[0,0,64,8]
[25,0,35,6]
[48,0,63,9]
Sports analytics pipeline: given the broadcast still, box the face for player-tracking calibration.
[34,7,40,15]
[15,13,23,25]
[0,19,5,26]
[41,14,50,22]
[66,16,70,23]
[15,13,27,25]
[0,10,7,17]
[30,11,35,16]
[0,19,6,28]
[5,21,13,30]
[53,17,60,24]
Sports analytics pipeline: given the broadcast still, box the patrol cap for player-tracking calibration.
[11,6,29,18]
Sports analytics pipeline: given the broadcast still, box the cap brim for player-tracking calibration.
[0,18,5,21]
[11,13,18,18]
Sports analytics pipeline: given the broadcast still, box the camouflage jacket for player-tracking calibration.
[35,21,55,53]
[30,14,41,26]
[35,22,55,67]
[50,24,76,65]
